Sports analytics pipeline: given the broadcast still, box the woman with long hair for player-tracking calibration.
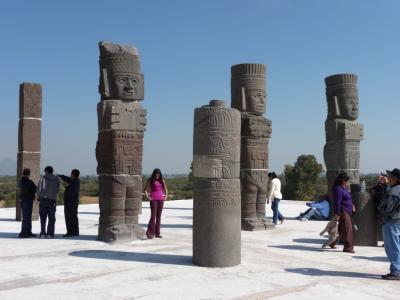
[330,172,355,253]
[144,168,168,239]
[267,172,284,225]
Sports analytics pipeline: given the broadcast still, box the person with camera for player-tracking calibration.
[377,168,400,280]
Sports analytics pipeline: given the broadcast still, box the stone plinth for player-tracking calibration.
[96,41,146,242]
[351,184,378,246]
[193,100,241,267]
[16,83,42,221]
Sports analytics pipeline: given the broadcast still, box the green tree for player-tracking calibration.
[282,154,324,201]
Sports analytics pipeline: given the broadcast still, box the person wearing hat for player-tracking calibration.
[377,168,400,280]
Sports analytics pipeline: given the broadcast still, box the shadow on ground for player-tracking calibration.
[352,256,388,262]
[0,232,98,241]
[0,218,16,222]
[78,212,99,215]
[286,267,380,279]
[69,250,193,266]
[269,244,326,252]
[292,238,326,244]
[139,223,192,229]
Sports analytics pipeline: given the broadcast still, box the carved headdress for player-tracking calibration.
[231,63,266,114]
[98,41,144,100]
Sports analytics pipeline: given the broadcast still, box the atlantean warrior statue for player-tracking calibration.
[324,74,363,190]
[231,64,273,231]
[193,100,241,267]
[96,41,146,242]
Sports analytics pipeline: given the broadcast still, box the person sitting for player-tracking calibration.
[296,195,330,221]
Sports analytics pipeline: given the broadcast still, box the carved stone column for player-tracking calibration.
[16,83,42,221]
[193,100,241,267]
[96,41,146,242]
[231,64,274,231]
[324,74,363,193]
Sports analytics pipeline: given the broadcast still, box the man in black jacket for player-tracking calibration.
[58,169,80,237]
[19,168,37,238]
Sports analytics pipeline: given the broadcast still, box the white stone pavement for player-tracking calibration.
[0,200,398,300]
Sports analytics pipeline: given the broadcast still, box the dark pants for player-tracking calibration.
[271,198,284,224]
[20,200,33,235]
[301,208,327,220]
[147,200,164,236]
[39,198,56,236]
[331,212,354,251]
[64,199,79,235]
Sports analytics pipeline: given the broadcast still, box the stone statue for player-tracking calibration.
[324,74,363,190]
[96,41,146,242]
[231,64,274,231]
[193,100,241,267]
[16,83,42,221]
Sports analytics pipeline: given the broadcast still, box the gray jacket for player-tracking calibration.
[377,184,400,224]
[37,174,60,200]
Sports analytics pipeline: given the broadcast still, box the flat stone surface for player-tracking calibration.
[0,200,397,299]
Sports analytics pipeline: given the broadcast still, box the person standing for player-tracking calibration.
[267,172,284,225]
[377,168,400,280]
[330,172,355,253]
[18,168,37,238]
[144,169,168,239]
[58,169,80,237]
[37,166,60,238]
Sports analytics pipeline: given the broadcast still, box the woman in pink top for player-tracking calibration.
[144,168,168,239]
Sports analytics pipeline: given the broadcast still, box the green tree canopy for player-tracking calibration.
[282,154,324,201]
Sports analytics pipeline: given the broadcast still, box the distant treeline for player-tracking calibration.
[0,175,193,207]
[0,171,382,208]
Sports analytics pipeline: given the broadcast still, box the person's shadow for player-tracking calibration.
[69,250,193,266]
[286,267,380,279]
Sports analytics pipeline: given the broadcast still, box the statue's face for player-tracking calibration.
[339,90,359,120]
[111,74,141,101]
[246,89,266,114]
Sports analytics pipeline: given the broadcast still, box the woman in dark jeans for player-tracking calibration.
[330,172,355,253]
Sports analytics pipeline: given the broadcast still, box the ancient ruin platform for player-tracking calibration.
[0,200,397,299]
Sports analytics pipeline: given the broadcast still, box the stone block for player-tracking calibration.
[96,131,143,175]
[19,83,42,119]
[193,100,241,179]
[193,178,241,267]
[97,100,147,132]
[18,119,41,152]
[231,64,266,115]
[325,120,363,141]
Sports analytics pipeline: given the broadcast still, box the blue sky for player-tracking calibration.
[0,0,399,175]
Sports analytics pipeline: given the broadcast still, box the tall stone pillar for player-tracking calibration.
[16,83,42,221]
[324,74,363,192]
[193,100,241,267]
[231,64,274,231]
[96,41,146,242]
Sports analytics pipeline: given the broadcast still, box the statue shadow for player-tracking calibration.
[269,244,326,252]
[139,223,192,229]
[0,217,16,222]
[352,255,388,262]
[78,212,99,215]
[285,267,380,279]
[163,207,193,211]
[69,250,193,266]
[292,238,326,244]
[0,232,100,241]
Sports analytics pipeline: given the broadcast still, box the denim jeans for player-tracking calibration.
[383,222,400,276]
[271,198,283,224]
[302,208,326,220]
[20,200,33,234]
